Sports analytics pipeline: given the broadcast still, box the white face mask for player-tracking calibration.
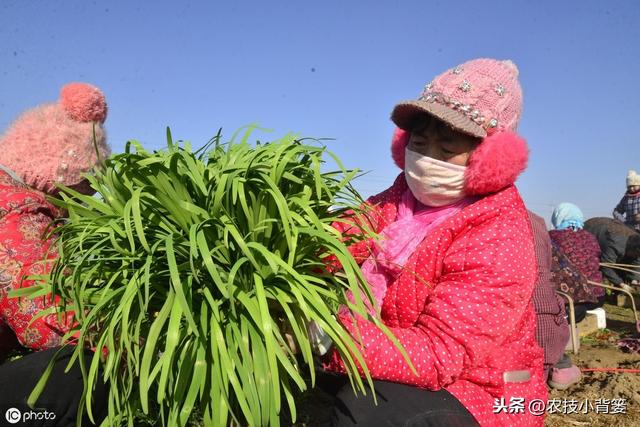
[404,148,467,207]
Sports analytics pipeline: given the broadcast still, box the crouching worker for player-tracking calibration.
[313,59,546,426]
[584,217,640,292]
[0,83,111,426]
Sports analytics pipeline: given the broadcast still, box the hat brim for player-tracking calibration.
[391,100,487,138]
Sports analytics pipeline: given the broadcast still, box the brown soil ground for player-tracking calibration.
[545,303,640,427]
[291,303,640,427]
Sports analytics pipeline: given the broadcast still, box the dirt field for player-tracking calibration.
[545,303,640,427]
[292,303,640,427]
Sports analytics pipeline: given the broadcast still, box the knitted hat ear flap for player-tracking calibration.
[463,131,529,196]
[391,127,410,169]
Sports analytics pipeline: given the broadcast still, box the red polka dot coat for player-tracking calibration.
[325,174,546,426]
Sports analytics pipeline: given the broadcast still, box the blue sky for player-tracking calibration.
[1,0,639,224]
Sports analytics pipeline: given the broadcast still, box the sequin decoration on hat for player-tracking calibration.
[391,58,523,138]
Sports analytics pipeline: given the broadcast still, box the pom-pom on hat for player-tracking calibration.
[627,170,640,187]
[0,82,110,195]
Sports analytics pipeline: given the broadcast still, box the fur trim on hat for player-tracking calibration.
[463,131,529,195]
[389,128,528,196]
[391,127,409,169]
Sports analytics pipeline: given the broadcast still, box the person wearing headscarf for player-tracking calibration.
[549,203,604,303]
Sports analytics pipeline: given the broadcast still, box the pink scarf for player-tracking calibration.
[344,189,474,316]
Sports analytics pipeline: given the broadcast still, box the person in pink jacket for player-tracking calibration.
[316,58,545,426]
[0,82,110,356]
[0,82,111,425]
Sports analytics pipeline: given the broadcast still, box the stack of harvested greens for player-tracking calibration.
[28,127,407,426]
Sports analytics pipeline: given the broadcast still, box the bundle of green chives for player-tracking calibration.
[23,127,408,427]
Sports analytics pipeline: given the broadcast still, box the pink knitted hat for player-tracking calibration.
[391,58,523,137]
[0,82,110,195]
[390,58,529,195]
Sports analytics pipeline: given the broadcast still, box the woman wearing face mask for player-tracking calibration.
[314,58,544,427]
